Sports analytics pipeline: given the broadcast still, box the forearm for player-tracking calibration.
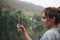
[22,33,32,40]
[17,24,32,40]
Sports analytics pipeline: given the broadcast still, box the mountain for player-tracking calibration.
[1,0,44,16]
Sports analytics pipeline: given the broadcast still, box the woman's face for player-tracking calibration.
[41,12,53,29]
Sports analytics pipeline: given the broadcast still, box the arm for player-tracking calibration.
[22,32,32,40]
[17,24,32,40]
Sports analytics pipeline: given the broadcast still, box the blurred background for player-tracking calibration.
[1,0,60,40]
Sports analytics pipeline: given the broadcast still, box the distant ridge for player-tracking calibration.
[1,0,44,16]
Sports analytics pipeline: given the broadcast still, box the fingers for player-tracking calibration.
[17,24,27,35]
[17,24,20,27]
[17,24,24,27]
[17,24,25,31]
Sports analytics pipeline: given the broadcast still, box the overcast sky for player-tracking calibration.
[19,0,60,8]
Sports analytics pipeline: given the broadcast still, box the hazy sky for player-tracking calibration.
[19,0,60,8]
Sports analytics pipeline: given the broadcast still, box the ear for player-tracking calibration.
[51,16,55,22]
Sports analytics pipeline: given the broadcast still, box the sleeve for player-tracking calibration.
[40,33,49,40]
[40,31,57,40]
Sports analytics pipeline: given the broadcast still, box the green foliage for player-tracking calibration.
[0,2,45,40]
[0,3,30,40]
[28,14,46,40]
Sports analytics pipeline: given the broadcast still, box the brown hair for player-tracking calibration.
[42,7,60,24]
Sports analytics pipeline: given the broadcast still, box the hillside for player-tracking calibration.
[1,0,44,16]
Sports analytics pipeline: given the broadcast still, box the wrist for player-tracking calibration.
[22,32,28,37]
[22,32,32,40]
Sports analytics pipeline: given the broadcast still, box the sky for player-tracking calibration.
[19,0,60,8]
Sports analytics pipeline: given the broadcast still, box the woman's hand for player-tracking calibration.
[17,24,26,35]
[17,24,32,40]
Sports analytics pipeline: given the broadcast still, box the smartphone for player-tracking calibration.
[18,16,20,25]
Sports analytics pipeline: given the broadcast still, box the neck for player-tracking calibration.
[50,23,57,29]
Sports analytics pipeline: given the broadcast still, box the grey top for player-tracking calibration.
[40,28,60,40]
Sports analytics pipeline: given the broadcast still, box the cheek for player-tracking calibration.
[44,19,50,27]
[45,19,52,28]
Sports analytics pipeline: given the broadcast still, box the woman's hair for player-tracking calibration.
[42,7,60,24]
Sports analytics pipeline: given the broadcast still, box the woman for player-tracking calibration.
[17,7,60,40]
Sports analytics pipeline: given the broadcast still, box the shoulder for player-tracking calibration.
[40,30,52,40]
[45,29,55,35]
[43,29,54,38]
[40,29,59,40]
[44,29,59,37]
